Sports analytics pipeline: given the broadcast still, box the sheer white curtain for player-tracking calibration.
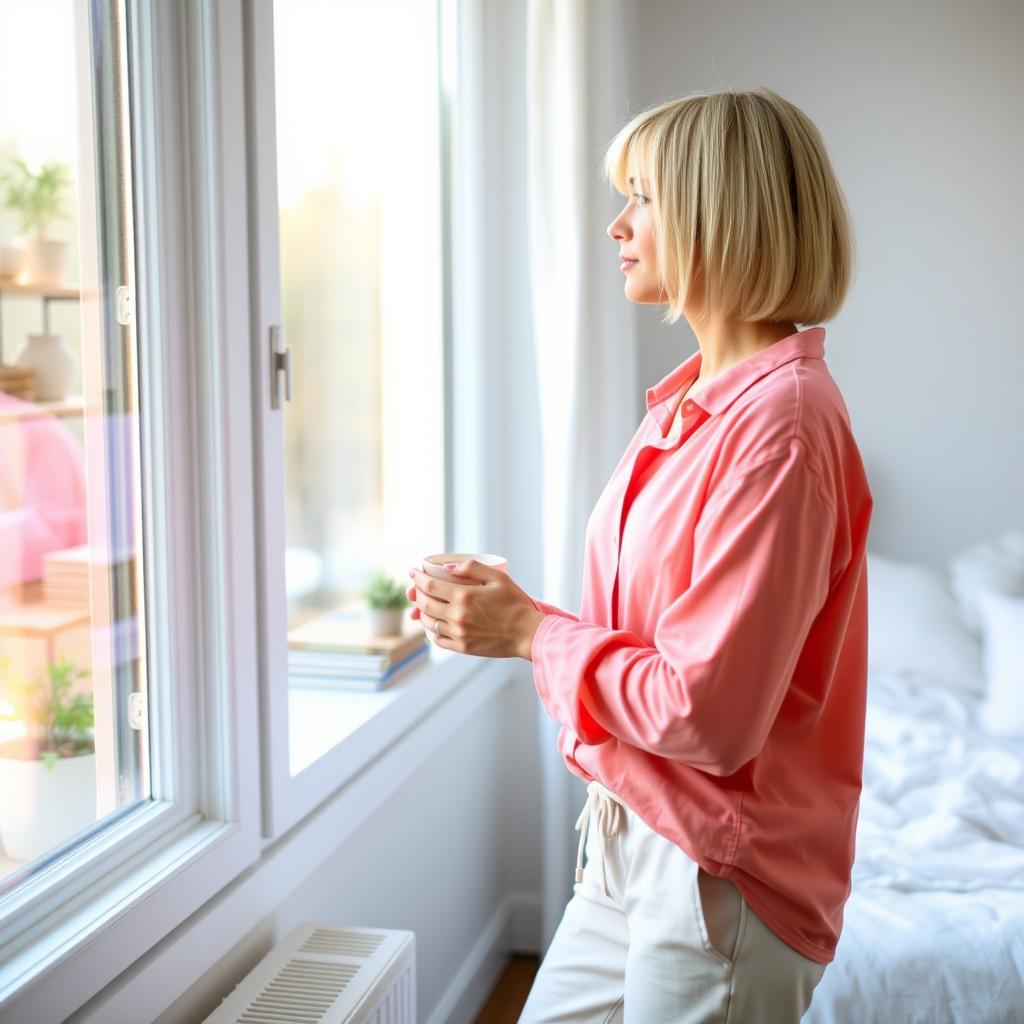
[526,0,638,951]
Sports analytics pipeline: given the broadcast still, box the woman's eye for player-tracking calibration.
[633,193,651,207]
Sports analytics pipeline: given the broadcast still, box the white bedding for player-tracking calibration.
[804,671,1024,1023]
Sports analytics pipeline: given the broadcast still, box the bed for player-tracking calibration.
[804,533,1024,1023]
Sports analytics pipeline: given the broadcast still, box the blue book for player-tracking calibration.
[288,643,430,691]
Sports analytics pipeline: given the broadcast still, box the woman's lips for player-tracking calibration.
[620,259,638,272]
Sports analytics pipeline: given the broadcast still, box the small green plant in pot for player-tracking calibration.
[361,571,410,636]
[0,653,97,863]
[0,156,72,286]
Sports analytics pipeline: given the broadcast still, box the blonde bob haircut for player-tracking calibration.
[603,86,854,327]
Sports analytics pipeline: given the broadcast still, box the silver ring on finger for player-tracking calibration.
[433,617,441,637]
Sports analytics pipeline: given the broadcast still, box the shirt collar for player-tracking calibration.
[645,326,826,428]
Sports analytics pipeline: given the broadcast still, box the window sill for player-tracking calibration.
[267,639,504,839]
[288,642,437,775]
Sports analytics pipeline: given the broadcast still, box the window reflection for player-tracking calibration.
[0,0,149,888]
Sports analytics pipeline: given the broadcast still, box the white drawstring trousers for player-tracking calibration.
[519,781,827,1023]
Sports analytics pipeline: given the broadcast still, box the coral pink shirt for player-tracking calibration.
[530,326,873,964]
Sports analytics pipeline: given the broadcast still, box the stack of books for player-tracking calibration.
[0,364,35,401]
[42,545,111,608]
[287,607,430,691]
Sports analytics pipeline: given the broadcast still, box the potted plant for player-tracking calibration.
[361,571,410,636]
[0,156,72,287]
[0,653,97,863]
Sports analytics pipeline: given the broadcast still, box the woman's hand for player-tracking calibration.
[406,559,546,660]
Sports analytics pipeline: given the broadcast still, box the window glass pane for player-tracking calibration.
[0,0,150,889]
[271,0,446,774]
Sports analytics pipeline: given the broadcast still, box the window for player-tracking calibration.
[248,0,449,834]
[0,1,260,1015]
[0,0,469,1012]
[0,0,150,893]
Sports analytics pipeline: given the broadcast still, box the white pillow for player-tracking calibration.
[947,528,1024,635]
[976,588,1024,738]
[867,550,984,695]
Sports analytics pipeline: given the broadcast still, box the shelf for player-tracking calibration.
[0,599,90,637]
[0,280,81,301]
[0,394,92,425]
[0,574,90,635]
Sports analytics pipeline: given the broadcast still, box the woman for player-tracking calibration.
[407,86,873,1022]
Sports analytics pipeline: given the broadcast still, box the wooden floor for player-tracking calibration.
[473,954,540,1023]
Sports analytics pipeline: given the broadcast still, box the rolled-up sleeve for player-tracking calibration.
[530,438,837,776]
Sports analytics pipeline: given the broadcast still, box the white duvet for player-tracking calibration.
[804,671,1024,1023]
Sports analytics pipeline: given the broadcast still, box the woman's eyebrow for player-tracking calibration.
[627,176,650,188]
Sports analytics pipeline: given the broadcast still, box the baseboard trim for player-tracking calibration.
[427,890,542,1024]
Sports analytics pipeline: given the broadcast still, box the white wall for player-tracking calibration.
[627,0,1024,570]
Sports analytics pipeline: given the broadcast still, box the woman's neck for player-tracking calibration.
[686,317,799,385]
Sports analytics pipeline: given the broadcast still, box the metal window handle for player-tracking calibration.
[270,325,292,409]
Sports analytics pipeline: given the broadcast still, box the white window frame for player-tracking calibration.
[0,1,261,1019]
[245,0,468,839]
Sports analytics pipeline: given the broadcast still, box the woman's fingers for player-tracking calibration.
[405,584,421,619]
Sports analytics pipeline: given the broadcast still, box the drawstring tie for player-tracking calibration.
[574,781,626,899]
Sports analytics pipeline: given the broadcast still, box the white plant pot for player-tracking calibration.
[15,333,76,401]
[24,237,68,287]
[366,607,405,636]
[0,243,27,281]
[0,752,97,863]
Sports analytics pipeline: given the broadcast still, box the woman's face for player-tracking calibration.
[606,176,665,304]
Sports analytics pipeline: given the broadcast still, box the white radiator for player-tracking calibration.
[202,923,416,1024]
